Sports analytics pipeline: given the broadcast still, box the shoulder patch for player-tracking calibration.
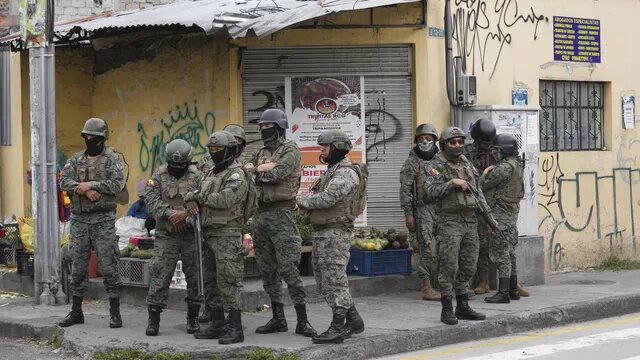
[146,179,155,187]
[228,172,241,181]
[428,168,440,177]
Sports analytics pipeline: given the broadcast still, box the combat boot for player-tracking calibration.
[510,275,522,300]
[421,279,442,301]
[455,294,486,321]
[473,272,490,295]
[186,303,201,334]
[294,304,317,337]
[517,285,530,297]
[218,310,244,345]
[194,306,226,339]
[145,305,162,336]
[344,305,365,337]
[198,304,212,323]
[312,310,348,344]
[109,297,123,328]
[59,296,84,327]
[440,296,458,325]
[485,278,510,304]
[255,302,288,333]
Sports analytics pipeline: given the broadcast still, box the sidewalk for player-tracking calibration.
[2,270,640,360]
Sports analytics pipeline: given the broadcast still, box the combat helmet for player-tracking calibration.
[165,139,193,164]
[317,130,353,151]
[258,109,289,129]
[81,118,109,139]
[493,133,519,156]
[469,118,496,144]
[415,124,439,142]
[223,124,247,143]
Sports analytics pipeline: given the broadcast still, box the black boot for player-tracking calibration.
[194,307,226,339]
[455,294,486,320]
[312,310,349,344]
[345,305,364,337]
[255,302,288,334]
[440,296,458,325]
[198,304,212,323]
[145,306,162,336]
[109,297,123,328]
[510,275,521,300]
[186,303,201,334]
[218,310,244,345]
[485,278,511,304]
[294,304,317,337]
[59,296,84,327]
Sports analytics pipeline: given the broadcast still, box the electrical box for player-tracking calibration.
[456,75,477,105]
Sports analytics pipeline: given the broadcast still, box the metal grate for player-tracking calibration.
[539,80,604,151]
[118,258,151,287]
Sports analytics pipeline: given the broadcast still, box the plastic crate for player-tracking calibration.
[118,258,151,286]
[16,250,34,276]
[347,249,413,276]
[129,237,154,250]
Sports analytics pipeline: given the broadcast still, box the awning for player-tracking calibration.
[54,0,421,40]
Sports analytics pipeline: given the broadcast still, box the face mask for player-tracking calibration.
[167,164,188,179]
[414,140,438,160]
[322,146,347,165]
[261,127,278,145]
[443,145,464,159]
[417,140,434,153]
[85,136,105,156]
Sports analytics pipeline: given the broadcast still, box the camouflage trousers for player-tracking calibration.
[147,231,200,308]
[435,214,479,297]
[69,218,121,298]
[253,207,306,305]
[476,216,490,277]
[312,227,354,316]
[489,213,519,278]
[408,206,437,283]
[202,230,244,312]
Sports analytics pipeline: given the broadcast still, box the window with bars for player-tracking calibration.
[539,80,604,151]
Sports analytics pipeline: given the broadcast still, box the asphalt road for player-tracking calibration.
[377,312,640,360]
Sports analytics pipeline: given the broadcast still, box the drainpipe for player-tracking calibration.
[444,0,459,127]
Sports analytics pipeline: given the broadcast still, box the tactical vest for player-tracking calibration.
[70,148,119,214]
[415,156,427,205]
[256,140,301,203]
[487,157,524,211]
[308,163,363,227]
[200,163,246,228]
[464,143,494,173]
[155,165,200,232]
[438,155,478,213]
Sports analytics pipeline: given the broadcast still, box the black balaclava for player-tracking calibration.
[414,139,439,160]
[210,148,234,173]
[85,136,105,156]
[321,145,348,165]
[442,139,464,161]
[261,126,285,146]
[167,163,188,179]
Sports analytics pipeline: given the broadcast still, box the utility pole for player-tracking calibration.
[28,0,64,305]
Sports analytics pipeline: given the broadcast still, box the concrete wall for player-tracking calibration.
[55,0,176,21]
[0,0,8,36]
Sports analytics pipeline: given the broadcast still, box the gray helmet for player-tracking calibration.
[223,124,247,142]
[317,130,352,151]
[81,118,109,139]
[415,123,438,142]
[470,118,496,144]
[259,109,289,129]
[207,131,237,147]
[165,139,193,164]
[439,126,466,144]
[493,133,519,155]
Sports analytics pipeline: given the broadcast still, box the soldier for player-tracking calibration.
[297,130,366,344]
[245,109,316,338]
[59,118,124,328]
[143,139,202,336]
[187,131,249,345]
[482,134,525,304]
[400,124,441,301]
[197,124,247,324]
[464,118,496,296]
[424,127,497,326]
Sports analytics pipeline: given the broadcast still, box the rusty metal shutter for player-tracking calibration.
[242,46,413,229]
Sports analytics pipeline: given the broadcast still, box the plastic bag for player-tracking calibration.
[115,216,148,250]
[18,217,35,254]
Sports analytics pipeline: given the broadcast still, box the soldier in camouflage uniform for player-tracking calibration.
[59,118,124,329]
[298,130,366,344]
[187,131,249,345]
[197,124,247,324]
[399,124,441,301]
[245,109,316,338]
[482,134,525,304]
[463,118,496,295]
[143,139,202,336]
[424,127,497,326]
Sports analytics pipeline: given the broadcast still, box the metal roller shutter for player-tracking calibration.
[242,46,413,229]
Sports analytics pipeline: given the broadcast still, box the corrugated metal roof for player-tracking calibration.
[53,0,421,40]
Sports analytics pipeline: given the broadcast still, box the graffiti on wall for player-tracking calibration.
[364,90,403,162]
[538,152,640,270]
[452,0,548,78]
[137,99,216,172]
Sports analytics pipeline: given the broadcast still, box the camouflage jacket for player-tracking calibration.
[479,156,523,215]
[250,139,301,205]
[399,150,435,217]
[60,147,124,223]
[463,142,495,174]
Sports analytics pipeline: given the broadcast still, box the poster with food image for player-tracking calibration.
[285,76,367,226]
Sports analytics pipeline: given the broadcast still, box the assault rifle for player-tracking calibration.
[193,212,205,299]
[412,181,423,242]
[467,183,499,233]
